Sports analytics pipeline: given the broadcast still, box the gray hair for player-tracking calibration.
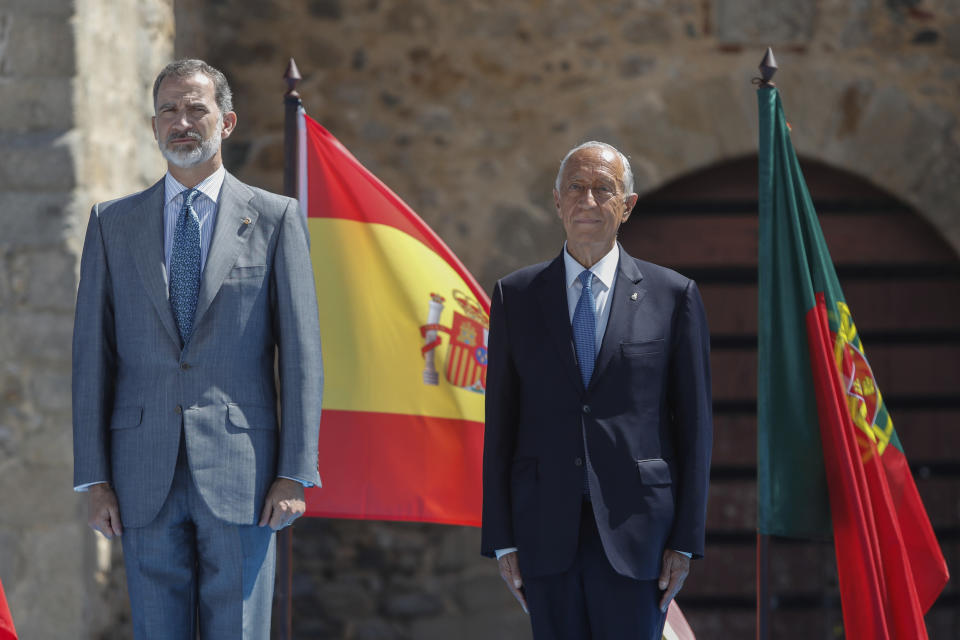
[152,59,234,115]
[554,141,635,196]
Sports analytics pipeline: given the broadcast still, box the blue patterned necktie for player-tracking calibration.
[169,188,201,343]
[573,269,597,387]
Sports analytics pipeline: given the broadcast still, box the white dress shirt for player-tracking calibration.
[163,165,225,278]
[563,241,619,354]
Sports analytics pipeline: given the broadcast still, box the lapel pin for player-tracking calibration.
[630,292,638,301]
[242,217,252,225]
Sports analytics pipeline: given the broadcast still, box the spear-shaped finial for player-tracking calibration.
[284,58,301,99]
[757,47,777,87]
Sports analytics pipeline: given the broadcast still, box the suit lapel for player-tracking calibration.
[192,173,259,332]
[591,245,646,390]
[535,253,584,393]
[128,180,182,347]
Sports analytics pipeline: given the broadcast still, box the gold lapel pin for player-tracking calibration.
[242,217,252,225]
[630,292,638,301]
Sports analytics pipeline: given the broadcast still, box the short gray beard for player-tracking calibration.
[159,116,223,169]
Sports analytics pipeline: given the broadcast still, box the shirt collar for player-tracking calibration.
[163,165,227,206]
[563,242,620,291]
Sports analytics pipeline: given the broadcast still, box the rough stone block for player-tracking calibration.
[0,12,76,76]
[715,0,814,44]
[0,192,74,247]
[7,523,87,638]
[0,459,75,526]
[0,78,73,133]
[9,248,77,311]
[0,131,75,191]
[0,310,73,363]
[410,610,531,640]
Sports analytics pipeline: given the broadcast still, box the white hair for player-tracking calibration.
[554,141,635,195]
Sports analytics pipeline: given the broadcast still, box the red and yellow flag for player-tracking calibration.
[300,113,488,526]
[0,578,17,640]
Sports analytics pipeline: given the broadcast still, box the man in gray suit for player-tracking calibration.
[72,59,323,638]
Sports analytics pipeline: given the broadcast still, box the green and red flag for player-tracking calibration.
[298,112,488,526]
[756,86,949,637]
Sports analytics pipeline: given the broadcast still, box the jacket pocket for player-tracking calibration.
[636,458,672,486]
[110,406,143,431]
[226,265,267,279]
[226,403,277,431]
[621,339,664,357]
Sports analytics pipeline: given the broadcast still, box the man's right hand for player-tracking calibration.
[497,551,528,614]
[87,483,123,539]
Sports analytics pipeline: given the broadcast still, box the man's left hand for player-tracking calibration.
[258,478,306,530]
[658,549,690,612]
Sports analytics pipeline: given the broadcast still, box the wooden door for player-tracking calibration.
[620,156,960,639]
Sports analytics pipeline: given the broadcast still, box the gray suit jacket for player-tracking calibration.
[72,172,323,528]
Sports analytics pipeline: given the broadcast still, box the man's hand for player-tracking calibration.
[258,478,306,530]
[497,551,529,614]
[87,483,123,539]
[658,549,690,612]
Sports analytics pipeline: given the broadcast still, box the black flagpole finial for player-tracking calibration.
[284,58,301,98]
[758,47,778,87]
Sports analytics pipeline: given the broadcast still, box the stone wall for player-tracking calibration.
[0,0,172,637]
[178,0,960,289]
[169,0,960,638]
[0,0,957,637]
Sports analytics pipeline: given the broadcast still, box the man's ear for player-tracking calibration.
[151,116,158,142]
[553,189,561,216]
[221,111,238,140]
[622,193,639,223]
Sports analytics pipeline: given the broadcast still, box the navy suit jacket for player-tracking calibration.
[481,245,712,580]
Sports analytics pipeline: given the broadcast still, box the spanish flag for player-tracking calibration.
[300,112,488,526]
[756,85,949,637]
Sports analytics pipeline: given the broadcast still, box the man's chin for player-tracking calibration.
[162,149,204,169]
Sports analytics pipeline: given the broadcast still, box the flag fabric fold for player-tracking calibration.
[756,86,948,637]
[300,113,488,526]
[0,578,17,640]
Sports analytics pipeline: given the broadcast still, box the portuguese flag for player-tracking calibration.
[298,112,488,526]
[756,86,949,636]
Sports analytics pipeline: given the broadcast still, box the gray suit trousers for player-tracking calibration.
[122,435,275,640]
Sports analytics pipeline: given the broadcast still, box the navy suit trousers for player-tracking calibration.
[524,501,667,640]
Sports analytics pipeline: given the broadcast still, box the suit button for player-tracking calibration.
[175,405,182,414]
[582,404,591,414]
[574,457,583,467]
[180,362,191,370]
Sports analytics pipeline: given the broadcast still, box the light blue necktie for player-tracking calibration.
[169,188,201,343]
[572,269,597,387]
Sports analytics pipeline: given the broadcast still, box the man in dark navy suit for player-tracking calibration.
[481,141,713,639]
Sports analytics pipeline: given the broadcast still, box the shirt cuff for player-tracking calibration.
[74,481,108,492]
[674,550,693,558]
[495,547,518,560]
[279,475,312,488]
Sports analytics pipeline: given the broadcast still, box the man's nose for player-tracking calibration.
[581,188,598,206]
[172,110,193,130]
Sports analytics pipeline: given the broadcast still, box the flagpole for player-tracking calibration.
[273,57,303,640]
[754,47,777,640]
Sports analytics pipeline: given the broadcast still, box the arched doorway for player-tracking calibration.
[620,157,960,639]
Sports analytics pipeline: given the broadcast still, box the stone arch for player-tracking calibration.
[616,66,960,257]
